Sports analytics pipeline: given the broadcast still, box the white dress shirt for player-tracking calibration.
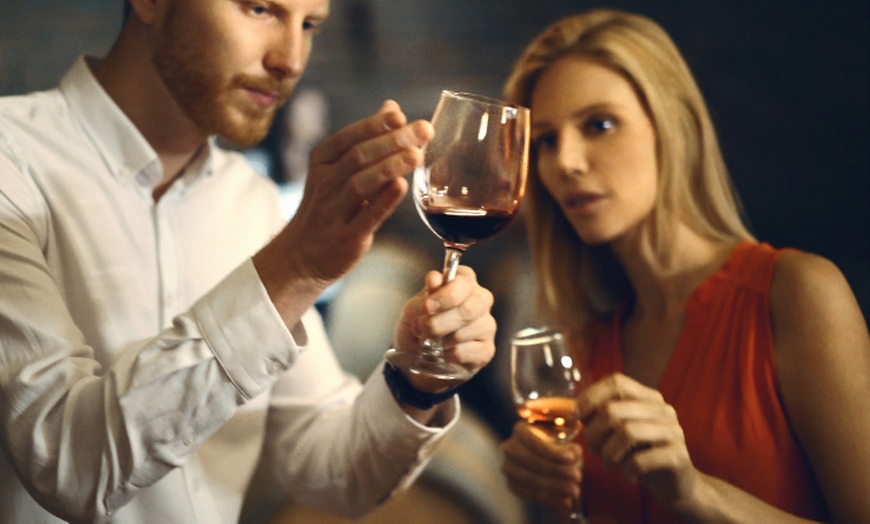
[0,57,455,523]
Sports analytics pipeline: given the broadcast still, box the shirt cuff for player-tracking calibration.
[358,361,460,502]
[363,361,460,434]
[192,259,305,400]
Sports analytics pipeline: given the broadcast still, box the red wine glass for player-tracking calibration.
[385,90,529,382]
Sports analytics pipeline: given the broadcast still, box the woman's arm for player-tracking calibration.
[771,251,870,523]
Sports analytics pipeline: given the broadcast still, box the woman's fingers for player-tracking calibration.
[579,372,697,505]
[501,422,582,503]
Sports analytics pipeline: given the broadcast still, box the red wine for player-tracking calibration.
[422,208,515,247]
[517,397,581,441]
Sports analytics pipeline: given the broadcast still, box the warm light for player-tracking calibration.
[477,112,489,141]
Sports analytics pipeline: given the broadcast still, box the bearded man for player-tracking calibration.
[0,0,497,522]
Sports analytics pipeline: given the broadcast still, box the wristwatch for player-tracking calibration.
[382,361,462,410]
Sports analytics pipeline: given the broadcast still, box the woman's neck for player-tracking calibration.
[611,223,737,387]
[613,222,736,322]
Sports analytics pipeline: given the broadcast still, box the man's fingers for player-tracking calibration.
[346,177,408,236]
[311,104,407,165]
[336,146,424,222]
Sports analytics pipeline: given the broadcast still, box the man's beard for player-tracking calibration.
[151,12,293,148]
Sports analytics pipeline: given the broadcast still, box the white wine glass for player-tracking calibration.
[385,90,529,382]
[511,326,585,523]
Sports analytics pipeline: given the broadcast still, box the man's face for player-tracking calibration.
[152,0,329,147]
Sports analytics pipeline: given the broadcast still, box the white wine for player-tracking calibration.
[517,397,581,441]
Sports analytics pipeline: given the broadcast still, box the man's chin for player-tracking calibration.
[214,120,272,149]
[217,132,268,149]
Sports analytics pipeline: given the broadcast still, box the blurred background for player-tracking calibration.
[1,1,867,521]
[1,0,866,316]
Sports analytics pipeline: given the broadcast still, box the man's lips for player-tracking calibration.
[246,88,280,110]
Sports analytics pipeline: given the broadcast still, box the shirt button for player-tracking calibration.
[264,358,284,376]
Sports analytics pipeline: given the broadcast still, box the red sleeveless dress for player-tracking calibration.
[579,242,829,522]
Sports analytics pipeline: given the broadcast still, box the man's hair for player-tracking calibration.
[123,0,131,21]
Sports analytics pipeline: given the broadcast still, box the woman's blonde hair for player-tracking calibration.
[504,9,753,334]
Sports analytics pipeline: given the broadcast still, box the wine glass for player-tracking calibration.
[385,90,529,382]
[511,326,585,523]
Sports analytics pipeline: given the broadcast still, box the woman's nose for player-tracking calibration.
[556,131,589,176]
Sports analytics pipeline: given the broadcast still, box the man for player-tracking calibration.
[0,0,497,522]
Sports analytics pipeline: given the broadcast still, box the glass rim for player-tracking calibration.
[512,325,565,345]
[441,90,529,113]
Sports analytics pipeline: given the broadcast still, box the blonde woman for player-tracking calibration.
[499,9,869,523]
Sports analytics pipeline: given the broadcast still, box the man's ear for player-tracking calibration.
[127,0,163,25]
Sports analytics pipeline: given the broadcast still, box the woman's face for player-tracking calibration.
[530,56,658,246]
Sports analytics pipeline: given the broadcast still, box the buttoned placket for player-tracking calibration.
[143,159,227,521]
[152,194,180,330]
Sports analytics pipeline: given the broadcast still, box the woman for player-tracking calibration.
[499,9,870,523]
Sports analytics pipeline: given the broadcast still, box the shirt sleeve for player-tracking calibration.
[0,141,302,521]
[0,131,458,522]
[259,309,459,519]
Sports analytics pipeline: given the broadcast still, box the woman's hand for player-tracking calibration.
[501,420,583,510]
[579,372,700,513]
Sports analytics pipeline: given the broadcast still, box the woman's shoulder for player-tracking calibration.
[771,250,852,315]
[770,248,867,364]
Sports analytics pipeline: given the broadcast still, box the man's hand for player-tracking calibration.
[393,266,497,393]
[254,100,433,327]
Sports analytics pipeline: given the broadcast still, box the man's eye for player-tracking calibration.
[245,3,271,17]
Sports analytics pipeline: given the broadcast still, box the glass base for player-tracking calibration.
[384,348,473,383]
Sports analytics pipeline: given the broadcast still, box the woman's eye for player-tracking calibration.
[532,133,557,150]
[585,117,615,135]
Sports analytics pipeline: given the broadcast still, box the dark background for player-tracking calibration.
[1,0,867,318]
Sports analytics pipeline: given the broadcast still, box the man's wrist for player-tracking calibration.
[382,360,461,410]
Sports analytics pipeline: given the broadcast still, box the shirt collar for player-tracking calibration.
[58,56,217,191]
[59,56,162,186]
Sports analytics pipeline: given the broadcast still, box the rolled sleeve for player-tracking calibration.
[193,260,305,400]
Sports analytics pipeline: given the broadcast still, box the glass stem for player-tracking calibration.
[442,246,464,283]
[557,437,586,524]
[421,247,464,361]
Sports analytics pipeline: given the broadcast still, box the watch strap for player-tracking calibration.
[383,361,461,410]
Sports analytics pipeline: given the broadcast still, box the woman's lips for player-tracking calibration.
[564,192,604,214]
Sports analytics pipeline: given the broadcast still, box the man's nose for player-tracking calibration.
[264,25,306,80]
